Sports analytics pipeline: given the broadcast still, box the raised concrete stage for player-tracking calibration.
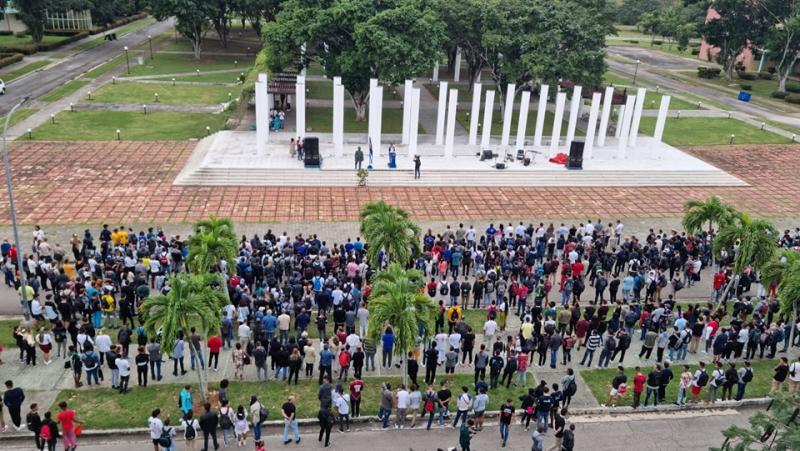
[173,131,747,187]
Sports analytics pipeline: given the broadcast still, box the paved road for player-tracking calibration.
[0,407,755,450]
[610,45,715,71]
[0,19,174,116]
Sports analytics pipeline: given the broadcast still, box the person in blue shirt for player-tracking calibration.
[353,238,364,253]
[382,327,395,368]
[262,311,277,342]
[296,309,311,333]
[344,239,355,254]
[534,387,553,433]
[318,345,334,385]
[179,384,193,415]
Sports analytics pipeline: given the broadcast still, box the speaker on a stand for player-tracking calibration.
[567,140,584,170]
[303,137,321,167]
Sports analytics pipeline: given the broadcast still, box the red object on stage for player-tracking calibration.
[549,153,568,165]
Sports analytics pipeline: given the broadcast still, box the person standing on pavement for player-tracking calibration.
[56,401,82,451]
[395,384,409,429]
[281,395,301,445]
[424,343,438,384]
[199,402,220,451]
[354,147,364,170]
[3,380,25,430]
[148,408,164,451]
[317,407,335,448]
[548,408,567,451]
[498,398,515,448]
[25,403,42,451]
[561,423,576,451]
[414,155,421,179]
[474,344,488,385]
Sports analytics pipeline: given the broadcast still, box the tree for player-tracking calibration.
[141,273,228,401]
[151,0,217,59]
[711,392,800,451]
[186,215,238,276]
[234,0,282,37]
[676,23,697,52]
[616,0,669,26]
[682,196,739,236]
[760,248,800,352]
[359,200,420,269]
[703,0,769,80]
[761,0,800,93]
[263,0,446,121]
[366,263,437,386]
[211,0,232,48]
[432,0,487,90]
[16,0,52,43]
[714,213,777,303]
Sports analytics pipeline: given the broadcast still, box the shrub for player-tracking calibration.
[0,44,37,55]
[786,82,800,93]
[767,67,777,74]
[757,72,774,80]
[0,53,23,69]
[652,40,663,45]
[697,67,722,79]
[737,71,757,80]
[0,31,12,36]
[739,83,753,91]
[772,91,789,99]
[625,39,639,44]
[14,32,26,38]
[691,48,700,55]
[785,94,800,104]
[44,30,82,37]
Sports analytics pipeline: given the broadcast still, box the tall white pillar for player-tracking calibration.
[333,76,344,157]
[300,43,307,77]
[435,81,448,146]
[615,106,625,138]
[500,84,516,147]
[468,83,482,146]
[444,89,458,158]
[533,85,549,147]
[401,80,413,145]
[255,73,268,156]
[583,92,602,160]
[515,91,531,149]
[597,86,614,147]
[550,92,567,156]
[617,95,636,159]
[453,47,462,82]
[432,61,439,82]
[408,88,421,157]
[295,75,306,138]
[653,95,671,142]
[628,87,647,146]
[368,81,383,158]
[565,86,583,149]
[480,90,495,149]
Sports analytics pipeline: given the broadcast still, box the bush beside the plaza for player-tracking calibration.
[786,83,800,94]
[0,52,23,69]
[757,72,774,80]
[697,67,721,79]
[784,94,800,104]
[772,91,789,99]
[739,83,753,91]
[736,71,758,80]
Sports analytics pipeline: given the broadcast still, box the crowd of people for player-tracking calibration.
[2,220,800,451]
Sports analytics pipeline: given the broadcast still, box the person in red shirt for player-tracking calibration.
[574,316,589,350]
[207,335,223,371]
[713,271,727,302]
[571,260,585,280]
[349,378,364,418]
[56,401,82,451]
[632,366,647,409]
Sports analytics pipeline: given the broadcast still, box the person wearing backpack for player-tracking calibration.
[40,411,58,451]
[181,411,200,451]
[218,400,234,446]
[735,360,753,401]
[707,361,725,404]
[161,417,177,451]
[597,331,616,369]
[721,362,739,401]
[26,402,42,451]
[249,396,267,442]
[422,384,439,430]
[691,362,708,404]
[561,369,577,407]
[561,423,576,451]
[148,409,165,451]
[788,356,800,395]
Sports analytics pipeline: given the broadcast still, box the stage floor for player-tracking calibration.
[174,131,747,187]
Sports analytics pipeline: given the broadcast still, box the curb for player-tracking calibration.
[0,398,769,441]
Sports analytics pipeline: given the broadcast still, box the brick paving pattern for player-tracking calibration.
[0,141,797,224]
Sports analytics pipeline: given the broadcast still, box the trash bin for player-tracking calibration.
[738,91,751,102]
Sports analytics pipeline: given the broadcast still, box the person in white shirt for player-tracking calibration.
[345,333,361,354]
[789,357,800,395]
[435,332,448,364]
[452,386,472,428]
[96,330,113,363]
[395,385,409,429]
[615,221,624,237]
[335,389,351,432]
[483,319,498,346]
[148,410,164,451]
[449,331,462,356]
[238,322,251,348]
[357,303,369,337]
[116,350,131,394]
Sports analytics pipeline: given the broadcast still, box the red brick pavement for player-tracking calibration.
[0,141,797,225]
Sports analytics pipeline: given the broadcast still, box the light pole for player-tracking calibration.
[633,59,641,85]
[148,35,153,60]
[2,96,32,322]
[123,45,130,75]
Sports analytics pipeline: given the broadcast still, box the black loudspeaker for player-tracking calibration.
[480,149,494,161]
[495,162,506,170]
[567,141,584,170]
[523,157,531,166]
[303,137,320,167]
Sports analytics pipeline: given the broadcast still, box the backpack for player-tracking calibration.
[742,368,753,383]
[427,285,436,297]
[220,411,233,429]
[439,284,449,296]
[488,308,497,320]
[605,336,617,351]
[564,378,577,396]
[185,421,196,440]
[424,398,435,413]
[562,431,575,450]
[40,424,51,441]
[158,429,172,448]
[259,405,269,423]
[449,309,459,323]
[697,370,709,387]
[83,353,97,368]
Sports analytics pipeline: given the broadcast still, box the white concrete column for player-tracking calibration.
[300,43,307,77]
[615,106,625,138]
[368,82,383,158]
[295,75,306,138]
[453,47,462,82]
[515,91,531,149]
[444,89,458,158]
[481,90,495,149]
[435,81,448,146]
[433,61,439,82]
[618,95,636,159]
[628,87,647,146]
[565,86,583,149]
[408,88,421,157]
[597,86,614,147]
[583,92,602,160]
[401,80,413,145]
[468,83,482,146]
[533,85,549,147]
[255,73,268,156]
[500,83,516,147]
[333,76,344,157]
[550,92,567,156]
[653,95,671,142]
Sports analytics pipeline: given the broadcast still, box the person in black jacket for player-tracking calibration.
[658,361,674,403]
[317,407,335,447]
[199,402,220,451]
[424,343,438,385]
[407,352,419,387]
[3,380,25,430]
[26,403,42,450]
[41,411,58,451]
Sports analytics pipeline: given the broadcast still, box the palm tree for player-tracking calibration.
[359,201,421,268]
[714,213,777,305]
[367,263,437,385]
[760,249,800,351]
[186,216,238,275]
[141,273,227,401]
[682,196,738,235]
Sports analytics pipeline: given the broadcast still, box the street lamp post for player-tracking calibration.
[124,45,130,75]
[2,96,32,322]
[148,35,153,60]
[633,59,641,85]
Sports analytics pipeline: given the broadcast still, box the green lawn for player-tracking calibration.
[603,72,700,110]
[38,80,90,102]
[426,82,474,101]
[74,18,158,52]
[25,111,227,141]
[1,59,50,82]
[675,71,782,101]
[306,107,408,134]
[120,53,254,78]
[152,73,243,84]
[306,63,325,76]
[83,52,136,79]
[305,81,402,102]
[455,107,581,137]
[91,82,242,105]
[0,319,21,348]
[53,372,527,429]
[0,108,38,129]
[0,34,70,47]
[638,117,792,146]
[582,359,780,406]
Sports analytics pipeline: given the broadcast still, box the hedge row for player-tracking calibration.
[697,67,721,79]
[0,53,23,70]
[89,12,148,35]
[0,31,90,55]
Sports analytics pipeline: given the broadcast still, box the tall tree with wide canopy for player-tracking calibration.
[359,200,420,268]
[759,248,800,352]
[714,213,777,304]
[367,263,436,385]
[761,0,800,93]
[703,0,769,81]
[432,0,487,90]
[263,0,446,120]
[151,0,217,59]
[682,196,739,236]
[141,273,227,401]
[234,0,282,37]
